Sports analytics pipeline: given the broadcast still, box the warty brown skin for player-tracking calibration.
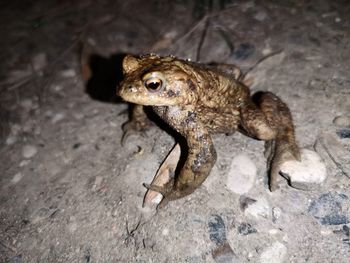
[118,54,300,208]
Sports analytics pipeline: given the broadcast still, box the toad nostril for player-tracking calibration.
[128,85,133,90]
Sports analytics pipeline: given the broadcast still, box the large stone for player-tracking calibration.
[280,149,327,190]
[308,192,350,225]
[226,154,257,195]
[315,133,349,178]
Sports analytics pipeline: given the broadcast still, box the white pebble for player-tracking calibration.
[6,136,17,145]
[320,229,332,236]
[333,115,350,127]
[22,145,38,158]
[272,207,282,221]
[61,69,76,78]
[268,229,280,235]
[280,149,327,190]
[162,228,169,236]
[51,113,65,124]
[260,241,287,263]
[11,173,24,184]
[92,176,103,191]
[226,154,257,194]
[52,85,63,92]
[244,198,270,219]
[19,160,30,167]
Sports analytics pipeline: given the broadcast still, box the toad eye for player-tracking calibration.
[144,78,162,91]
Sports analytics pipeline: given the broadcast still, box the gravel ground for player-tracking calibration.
[1,0,349,262]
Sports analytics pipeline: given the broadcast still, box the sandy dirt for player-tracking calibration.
[1,0,349,262]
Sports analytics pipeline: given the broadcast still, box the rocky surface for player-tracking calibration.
[1,0,350,262]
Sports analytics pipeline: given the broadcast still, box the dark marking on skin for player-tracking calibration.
[187,111,197,122]
[192,159,201,172]
[196,134,205,141]
[191,143,216,173]
[182,111,197,127]
[186,79,196,91]
[167,89,176,97]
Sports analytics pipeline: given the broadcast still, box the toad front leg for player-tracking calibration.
[240,91,301,191]
[121,104,152,145]
[146,107,217,208]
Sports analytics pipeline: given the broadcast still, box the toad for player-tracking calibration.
[118,54,300,208]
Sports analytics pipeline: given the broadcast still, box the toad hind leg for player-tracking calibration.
[240,91,301,191]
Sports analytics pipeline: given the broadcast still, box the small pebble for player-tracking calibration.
[260,241,287,263]
[262,47,272,55]
[280,149,327,190]
[320,229,332,236]
[268,229,281,235]
[308,192,350,225]
[238,222,257,235]
[22,145,37,158]
[226,154,256,195]
[333,116,350,127]
[19,160,30,167]
[272,207,282,223]
[208,214,227,245]
[6,136,17,145]
[11,173,24,184]
[162,228,169,236]
[336,129,350,139]
[244,198,270,219]
[51,113,65,124]
[51,85,63,92]
[61,69,76,78]
[92,176,103,191]
[72,143,81,149]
